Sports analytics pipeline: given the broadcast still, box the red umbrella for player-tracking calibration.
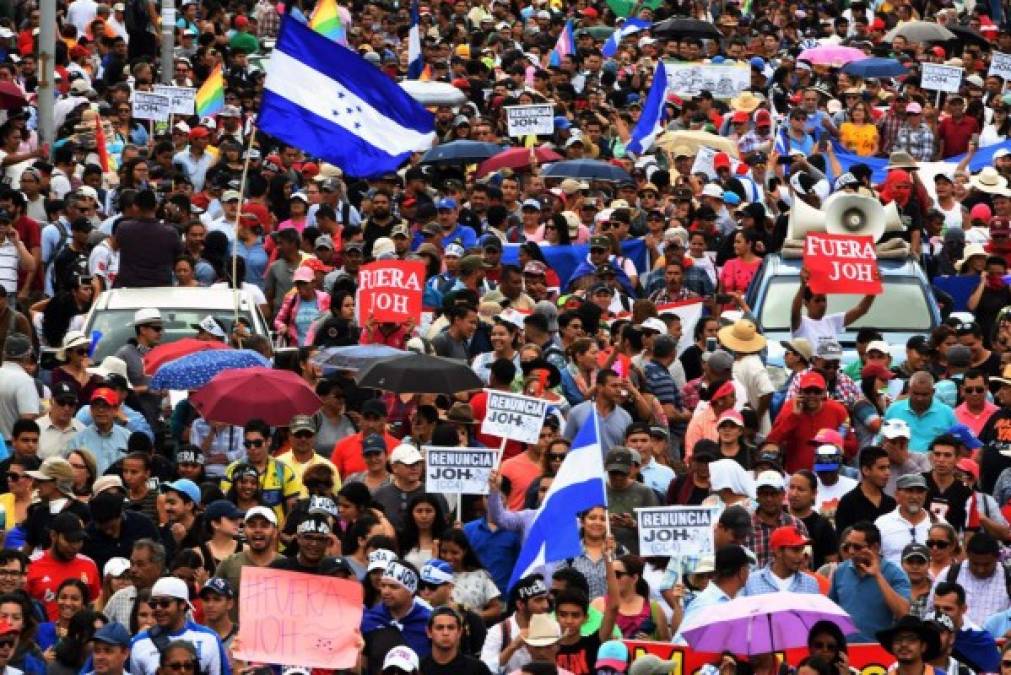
[143,338,231,375]
[477,145,563,177]
[189,367,322,426]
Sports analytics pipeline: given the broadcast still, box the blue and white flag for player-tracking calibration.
[602,18,650,58]
[507,408,607,589]
[626,60,668,156]
[407,0,424,79]
[258,17,436,178]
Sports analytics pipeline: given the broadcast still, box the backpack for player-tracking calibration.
[46,221,70,290]
[124,0,150,33]
[946,560,1011,601]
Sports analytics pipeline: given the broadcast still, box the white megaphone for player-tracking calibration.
[824,193,887,243]
[786,197,826,241]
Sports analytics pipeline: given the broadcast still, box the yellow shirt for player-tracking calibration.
[220,458,302,525]
[274,450,341,498]
[839,122,879,157]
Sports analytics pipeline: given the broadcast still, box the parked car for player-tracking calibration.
[82,287,271,362]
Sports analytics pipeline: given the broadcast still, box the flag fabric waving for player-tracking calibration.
[195,64,225,117]
[507,408,607,589]
[407,0,424,79]
[626,60,668,155]
[602,18,650,57]
[309,0,347,44]
[549,20,575,67]
[257,17,436,178]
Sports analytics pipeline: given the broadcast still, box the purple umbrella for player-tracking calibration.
[678,592,856,654]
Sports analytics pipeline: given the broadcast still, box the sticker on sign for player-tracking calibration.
[424,446,498,495]
[505,104,554,138]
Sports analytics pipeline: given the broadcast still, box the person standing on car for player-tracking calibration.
[114,308,163,429]
[113,189,182,288]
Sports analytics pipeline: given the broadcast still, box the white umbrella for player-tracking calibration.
[400,80,468,107]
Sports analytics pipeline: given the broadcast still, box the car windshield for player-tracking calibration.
[759,277,934,333]
[88,309,252,361]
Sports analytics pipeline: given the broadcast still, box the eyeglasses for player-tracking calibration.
[163,662,196,672]
[810,641,838,650]
[841,542,867,552]
[0,569,23,577]
[548,453,567,461]
[5,473,26,481]
[926,539,950,549]
[963,386,986,394]
[293,431,314,439]
[243,439,265,448]
[149,598,177,609]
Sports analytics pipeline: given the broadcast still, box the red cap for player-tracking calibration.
[235,15,249,28]
[300,162,319,177]
[970,203,992,222]
[189,126,210,140]
[798,371,826,391]
[754,109,772,126]
[932,46,946,57]
[810,428,844,447]
[957,458,980,481]
[770,525,810,549]
[91,387,120,406]
[861,362,895,381]
[302,257,333,273]
[731,111,749,124]
[712,380,735,400]
[713,152,731,169]
[580,7,598,17]
[871,17,885,30]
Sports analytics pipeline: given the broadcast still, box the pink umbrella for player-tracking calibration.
[798,45,868,67]
[189,367,322,426]
[678,592,855,655]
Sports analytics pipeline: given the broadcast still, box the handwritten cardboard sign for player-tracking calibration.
[505,104,554,137]
[424,446,498,494]
[356,259,425,326]
[235,566,364,669]
[480,389,547,444]
[132,92,171,122]
[635,506,717,557]
[152,85,197,115]
[803,232,882,295]
[921,63,964,93]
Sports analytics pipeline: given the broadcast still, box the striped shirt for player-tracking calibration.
[0,240,18,294]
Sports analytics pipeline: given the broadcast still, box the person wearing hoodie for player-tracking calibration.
[931,581,1001,673]
[361,558,432,672]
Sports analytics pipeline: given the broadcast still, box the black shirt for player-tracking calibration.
[158,514,204,563]
[679,345,704,383]
[420,653,491,675]
[979,407,1011,494]
[798,511,837,570]
[833,484,896,537]
[923,472,973,532]
[23,498,91,550]
[113,217,183,288]
[556,633,602,675]
[82,509,160,572]
[666,475,709,505]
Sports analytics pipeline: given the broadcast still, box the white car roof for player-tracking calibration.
[96,286,255,311]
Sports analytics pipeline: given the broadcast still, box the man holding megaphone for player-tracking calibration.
[790,267,877,346]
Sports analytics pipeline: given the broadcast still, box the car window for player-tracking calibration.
[88,309,258,361]
[759,277,934,332]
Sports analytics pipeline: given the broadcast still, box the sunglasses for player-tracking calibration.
[146,325,164,333]
[149,598,178,609]
[0,638,15,649]
[243,439,265,448]
[5,473,25,481]
[293,431,314,439]
[926,539,950,549]
[548,453,567,461]
[71,348,88,356]
[163,662,196,672]
[963,386,986,394]
[810,641,838,650]
[801,388,825,395]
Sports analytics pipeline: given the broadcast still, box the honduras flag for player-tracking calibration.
[602,18,650,58]
[626,60,668,156]
[259,17,436,178]
[507,409,607,589]
[407,0,424,79]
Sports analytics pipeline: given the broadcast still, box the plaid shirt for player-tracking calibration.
[747,510,808,568]
[649,287,700,304]
[877,111,905,155]
[893,122,936,162]
[738,130,772,156]
[786,366,861,410]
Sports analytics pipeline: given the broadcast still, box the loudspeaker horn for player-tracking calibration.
[787,197,826,241]
[882,200,903,234]
[824,193,886,243]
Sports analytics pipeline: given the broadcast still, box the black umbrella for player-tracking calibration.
[421,140,503,165]
[355,353,484,394]
[947,25,990,49]
[541,159,633,183]
[651,16,722,40]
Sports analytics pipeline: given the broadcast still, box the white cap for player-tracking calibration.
[701,184,723,199]
[389,443,423,465]
[76,185,99,202]
[641,317,667,334]
[367,548,397,572]
[881,418,911,440]
[372,237,396,259]
[103,557,131,578]
[92,475,124,496]
[383,646,419,673]
[445,243,465,258]
[173,121,191,135]
[865,340,890,355]
[151,577,194,609]
[244,506,278,525]
[815,444,840,457]
[133,308,162,326]
[196,315,226,338]
[755,470,785,491]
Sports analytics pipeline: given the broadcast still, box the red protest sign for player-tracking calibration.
[803,232,882,295]
[357,260,425,325]
[625,640,893,674]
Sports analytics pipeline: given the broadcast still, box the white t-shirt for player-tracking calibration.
[733,354,775,434]
[815,474,857,523]
[793,312,846,346]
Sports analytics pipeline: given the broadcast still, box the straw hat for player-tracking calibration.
[730,91,762,113]
[971,167,1008,194]
[956,243,988,271]
[717,319,768,354]
[886,151,918,170]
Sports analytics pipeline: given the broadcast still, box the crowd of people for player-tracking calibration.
[4,0,1011,673]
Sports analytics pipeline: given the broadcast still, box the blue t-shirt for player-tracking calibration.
[828,559,911,642]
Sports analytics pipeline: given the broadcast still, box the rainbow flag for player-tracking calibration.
[195,64,225,117]
[310,0,347,45]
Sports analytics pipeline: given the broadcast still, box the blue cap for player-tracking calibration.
[948,423,982,450]
[436,197,457,210]
[161,478,200,503]
[597,640,629,671]
[205,499,242,521]
[711,55,725,64]
[199,577,234,599]
[92,622,131,647]
[554,116,571,130]
[420,559,455,585]
[626,93,640,105]
[750,56,767,70]
[723,192,741,206]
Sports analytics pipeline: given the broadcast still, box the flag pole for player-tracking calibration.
[594,405,613,542]
[231,124,257,345]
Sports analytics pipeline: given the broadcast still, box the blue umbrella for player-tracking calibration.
[541,159,633,183]
[840,58,908,78]
[310,344,407,374]
[150,349,270,390]
[421,141,502,165]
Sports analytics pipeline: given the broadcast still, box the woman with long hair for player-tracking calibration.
[590,554,670,641]
[129,589,155,635]
[437,528,503,622]
[173,256,201,288]
[718,229,762,312]
[927,325,958,378]
[192,500,243,576]
[557,506,615,600]
[852,364,893,449]
[46,609,105,675]
[224,464,262,513]
[0,591,44,674]
[50,331,102,406]
[37,579,90,653]
[806,620,855,675]
[926,522,961,580]
[343,514,387,581]
[95,559,132,613]
[398,494,447,570]
[838,101,879,156]
[363,535,400,608]
[982,104,1011,146]
[39,275,95,348]
[280,464,340,552]
[541,213,573,246]
[715,410,753,470]
[560,337,600,407]
[471,319,521,384]
[67,450,97,501]
[517,242,561,291]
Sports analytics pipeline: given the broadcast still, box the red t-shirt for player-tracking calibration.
[330,430,400,479]
[765,399,849,473]
[25,550,101,621]
[938,114,979,158]
[13,215,41,290]
[469,390,523,460]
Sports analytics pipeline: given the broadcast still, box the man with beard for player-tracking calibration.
[875,616,941,675]
[875,474,932,565]
[363,189,402,257]
[25,513,100,620]
[214,507,280,620]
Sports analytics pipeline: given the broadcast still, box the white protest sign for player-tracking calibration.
[153,85,196,115]
[480,389,548,445]
[921,63,964,93]
[505,104,554,138]
[691,146,747,180]
[132,92,171,122]
[991,52,1011,80]
[636,506,718,557]
[664,63,750,99]
[424,446,497,495]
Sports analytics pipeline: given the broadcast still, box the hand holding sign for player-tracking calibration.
[356,260,425,327]
[803,232,882,296]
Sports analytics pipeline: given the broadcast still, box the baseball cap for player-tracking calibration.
[865,340,890,355]
[390,443,423,465]
[91,387,120,406]
[104,557,131,578]
[205,499,243,521]
[881,419,912,440]
[160,478,201,503]
[816,339,843,361]
[363,433,387,455]
[596,641,628,672]
[199,578,234,599]
[605,447,633,474]
[896,473,928,490]
[244,505,277,525]
[383,646,419,673]
[151,577,194,610]
[289,415,316,434]
[902,542,930,563]
[769,525,810,549]
[814,445,842,471]
[948,423,982,450]
[907,335,930,354]
[436,197,457,210]
[755,470,785,491]
[92,622,131,648]
[51,512,86,542]
[361,399,387,417]
[798,371,826,390]
[420,559,455,586]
